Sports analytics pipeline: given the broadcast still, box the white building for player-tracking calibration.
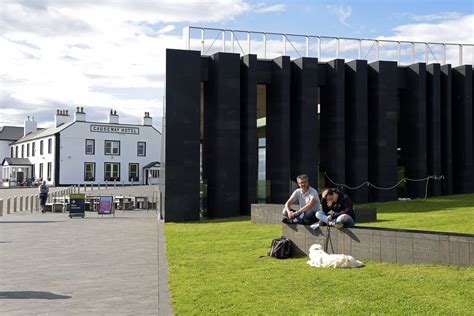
[2,107,161,187]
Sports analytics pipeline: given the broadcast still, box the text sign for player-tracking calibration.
[69,194,85,217]
[98,196,113,215]
[90,125,139,135]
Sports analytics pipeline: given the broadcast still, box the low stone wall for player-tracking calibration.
[251,204,376,224]
[283,224,474,267]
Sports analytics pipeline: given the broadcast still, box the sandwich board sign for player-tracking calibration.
[69,194,85,218]
[98,196,114,217]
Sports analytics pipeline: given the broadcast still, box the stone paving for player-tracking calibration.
[0,209,167,315]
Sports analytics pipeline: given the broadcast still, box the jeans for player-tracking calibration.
[315,211,355,228]
[282,208,317,225]
[40,193,48,206]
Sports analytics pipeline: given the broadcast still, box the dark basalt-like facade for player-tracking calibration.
[163,49,473,222]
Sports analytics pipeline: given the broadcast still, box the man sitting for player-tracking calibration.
[311,188,356,230]
[282,174,321,225]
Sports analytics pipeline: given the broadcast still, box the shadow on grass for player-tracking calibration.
[167,216,251,224]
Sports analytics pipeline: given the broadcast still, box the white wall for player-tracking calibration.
[0,140,11,180]
[59,122,161,185]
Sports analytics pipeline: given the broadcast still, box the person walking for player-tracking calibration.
[38,181,49,212]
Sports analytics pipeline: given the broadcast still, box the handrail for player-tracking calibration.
[183,26,474,66]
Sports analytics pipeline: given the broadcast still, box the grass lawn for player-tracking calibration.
[360,193,474,234]
[165,216,474,315]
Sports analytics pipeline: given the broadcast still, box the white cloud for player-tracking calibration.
[411,11,461,22]
[254,4,286,13]
[158,25,176,34]
[326,4,352,27]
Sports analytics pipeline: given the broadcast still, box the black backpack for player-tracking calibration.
[268,236,292,259]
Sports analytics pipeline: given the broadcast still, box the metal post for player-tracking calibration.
[397,41,401,64]
[0,199,3,216]
[459,44,463,65]
[336,37,340,59]
[247,32,251,55]
[318,37,321,60]
[443,44,446,65]
[30,195,34,213]
[13,196,17,213]
[25,195,29,211]
[412,42,415,64]
[201,28,205,54]
[7,198,10,214]
[183,26,190,50]
[359,39,362,59]
[231,31,234,53]
[263,33,267,58]
[425,43,428,63]
[305,36,309,57]
[222,30,225,52]
[376,40,380,60]
[283,35,286,56]
[20,196,23,212]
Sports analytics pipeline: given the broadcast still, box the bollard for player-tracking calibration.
[13,196,17,213]
[7,198,11,214]
[35,195,39,212]
[105,181,108,189]
[114,180,116,188]
[0,199,3,216]
[20,196,24,212]
[25,195,29,211]
[30,195,34,213]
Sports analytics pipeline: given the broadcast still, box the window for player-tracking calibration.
[137,142,146,156]
[129,163,139,181]
[32,142,35,157]
[48,138,52,154]
[47,162,52,180]
[104,140,120,155]
[15,146,18,158]
[39,163,43,180]
[104,163,120,181]
[10,147,13,158]
[150,169,160,178]
[27,144,30,157]
[85,139,95,155]
[40,140,44,155]
[84,162,95,181]
[21,145,24,158]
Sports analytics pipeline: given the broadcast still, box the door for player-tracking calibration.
[17,171,24,185]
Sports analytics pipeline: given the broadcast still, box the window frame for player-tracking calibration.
[40,140,44,155]
[104,162,120,181]
[104,140,120,156]
[129,163,139,181]
[47,162,52,181]
[85,139,95,155]
[137,142,146,156]
[48,138,52,154]
[84,162,96,181]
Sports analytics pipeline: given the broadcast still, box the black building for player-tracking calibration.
[163,48,473,222]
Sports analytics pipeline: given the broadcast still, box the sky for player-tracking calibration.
[1,0,473,131]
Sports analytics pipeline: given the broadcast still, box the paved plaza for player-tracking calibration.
[0,208,170,315]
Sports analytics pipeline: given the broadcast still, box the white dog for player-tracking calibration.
[306,244,364,268]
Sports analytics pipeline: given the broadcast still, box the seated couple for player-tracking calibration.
[281,174,356,230]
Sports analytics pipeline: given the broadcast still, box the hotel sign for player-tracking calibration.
[90,125,139,134]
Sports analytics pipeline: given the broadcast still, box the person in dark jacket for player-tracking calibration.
[310,188,356,230]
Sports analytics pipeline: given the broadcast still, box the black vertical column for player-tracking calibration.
[203,52,241,218]
[320,59,346,188]
[368,61,398,202]
[164,49,201,222]
[452,65,473,194]
[240,55,258,214]
[267,56,291,203]
[290,57,319,188]
[426,64,442,196]
[345,60,368,203]
[440,65,453,195]
[400,63,427,198]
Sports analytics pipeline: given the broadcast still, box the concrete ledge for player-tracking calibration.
[283,224,474,267]
[251,204,376,224]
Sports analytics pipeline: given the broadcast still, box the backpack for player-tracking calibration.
[269,236,292,259]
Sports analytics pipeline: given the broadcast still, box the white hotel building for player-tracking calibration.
[2,107,161,187]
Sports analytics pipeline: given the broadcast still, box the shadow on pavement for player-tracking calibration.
[0,291,71,300]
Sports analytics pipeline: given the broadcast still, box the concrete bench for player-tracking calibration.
[251,204,376,224]
[283,223,474,267]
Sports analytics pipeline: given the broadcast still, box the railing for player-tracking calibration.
[183,26,474,66]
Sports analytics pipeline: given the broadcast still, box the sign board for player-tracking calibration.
[69,194,85,218]
[90,124,139,135]
[98,196,114,215]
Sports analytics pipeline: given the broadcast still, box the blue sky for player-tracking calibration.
[1,0,473,130]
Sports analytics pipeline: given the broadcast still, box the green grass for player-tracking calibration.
[165,218,474,315]
[359,193,474,234]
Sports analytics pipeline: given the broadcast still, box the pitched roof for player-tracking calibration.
[0,126,24,141]
[2,158,33,166]
[143,161,160,169]
[14,121,75,144]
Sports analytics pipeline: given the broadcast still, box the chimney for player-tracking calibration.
[75,106,86,122]
[142,112,153,126]
[24,116,37,136]
[108,109,119,124]
[55,109,70,127]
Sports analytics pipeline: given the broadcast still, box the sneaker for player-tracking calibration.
[310,223,320,230]
[281,218,290,224]
[335,222,344,229]
[328,221,336,227]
